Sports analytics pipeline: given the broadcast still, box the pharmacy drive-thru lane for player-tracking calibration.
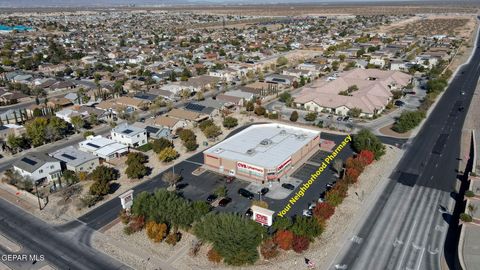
[330,20,480,270]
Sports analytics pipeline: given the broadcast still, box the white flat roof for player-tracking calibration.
[204,123,319,169]
[95,143,128,157]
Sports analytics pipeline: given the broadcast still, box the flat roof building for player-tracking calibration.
[203,123,320,182]
[79,135,128,161]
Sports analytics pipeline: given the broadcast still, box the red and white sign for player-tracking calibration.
[237,161,264,175]
[277,157,292,172]
[251,205,274,226]
[255,213,268,225]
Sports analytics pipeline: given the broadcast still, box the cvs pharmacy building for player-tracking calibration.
[203,123,320,182]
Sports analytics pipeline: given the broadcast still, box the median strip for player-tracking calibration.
[277,135,352,217]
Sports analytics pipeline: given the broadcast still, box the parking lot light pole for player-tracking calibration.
[34,181,41,210]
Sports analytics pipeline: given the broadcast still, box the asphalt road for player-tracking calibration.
[331,23,480,270]
[0,198,129,270]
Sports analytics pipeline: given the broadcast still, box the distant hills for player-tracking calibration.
[0,0,479,8]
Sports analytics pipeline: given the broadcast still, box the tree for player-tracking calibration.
[203,125,222,139]
[292,235,310,253]
[83,131,95,138]
[290,216,323,240]
[194,213,265,266]
[392,110,425,133]
[276,56,288,66]
[223,117,238,129]
[184,139,198,152]
[70,115,85,133]
[125,160,148,179]
[313,202,335,222]
[90,166,119,182]
[347,108,362,118]
[245,101,254,111]
[162,171,181,188]
[278,92,292,103]
[274,230,294,250]
[272,217,293,232]
[89,178,111,196]
[25,117,48,146]
[158,147,179,162]
[332,159,343,176]
[254,106,266,116]
[214,186,227,197]
[178,129,196,142]
[260,239,279,259]
[146,221,168,242]
[345,167,360,184]
[304,112,317,122]
[290,110,299,122]
[89,114,99,126]
[47,116,69,140]
[62,170,78,185]
[352,129,386,160]
[152,138,173,153]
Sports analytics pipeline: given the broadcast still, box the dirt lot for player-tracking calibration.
[386,15,475,38]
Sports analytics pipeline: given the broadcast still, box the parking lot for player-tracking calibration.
[160,133,355,219]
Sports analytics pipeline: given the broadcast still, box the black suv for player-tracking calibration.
[281,183,295,190]
[218,197,232,207]
[238,188,254,199]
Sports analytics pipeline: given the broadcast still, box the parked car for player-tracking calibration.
[336,116,343,121]
[327,115,333,119]
[218,197,232,207]
[308,203,316,210]
[206,194,217,203]
[302,209,312,217]
[260,187,269,196]
[342,116,350,122]
[281,183,295,190]
[319,191,326,201]
[394,100,405,107]
[326,181,335,190]
[238,188,254,199]
[245,208,253,217]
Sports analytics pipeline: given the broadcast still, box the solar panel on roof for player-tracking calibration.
[21,157,37,166]
[86,142,100,149]
[61,153,77,160]
[145,126,159,133]
[123,129,134,134]
[185,103,205,112]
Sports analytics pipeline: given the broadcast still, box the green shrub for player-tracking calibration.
[465,190,475,197]
[460,213,473,222]
[392,110,426,133]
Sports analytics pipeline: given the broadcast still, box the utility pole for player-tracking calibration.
[34,181,41,210]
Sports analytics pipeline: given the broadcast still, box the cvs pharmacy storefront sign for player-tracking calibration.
[237,161,264,179]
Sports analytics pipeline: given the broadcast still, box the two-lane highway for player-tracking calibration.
[331,21,480,270]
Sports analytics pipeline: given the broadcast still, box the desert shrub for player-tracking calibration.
[207,248,222,263]
[313,202,335,222]
[274,230,294,250]
[260,239,279,259]
[460,213,473,222]
[292,235,310,253]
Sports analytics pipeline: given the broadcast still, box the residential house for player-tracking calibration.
[145,115,187,132]
[12,152,62,183]
[79,135,128,160]
[166,108,209,123]
[132,122,171,140]
[0,124,26,140]
[111,123,148,147]
[50,146,100,173]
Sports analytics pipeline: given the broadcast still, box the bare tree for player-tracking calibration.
[162,171,181,189]
[332,159,344,176]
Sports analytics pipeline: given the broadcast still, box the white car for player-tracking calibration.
[302,209,312,217]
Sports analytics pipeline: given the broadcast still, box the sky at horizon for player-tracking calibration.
[0,0,464,8]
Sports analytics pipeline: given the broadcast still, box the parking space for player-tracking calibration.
[291,163,319,180]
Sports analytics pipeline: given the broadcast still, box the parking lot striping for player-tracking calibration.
[277,135,352,217]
